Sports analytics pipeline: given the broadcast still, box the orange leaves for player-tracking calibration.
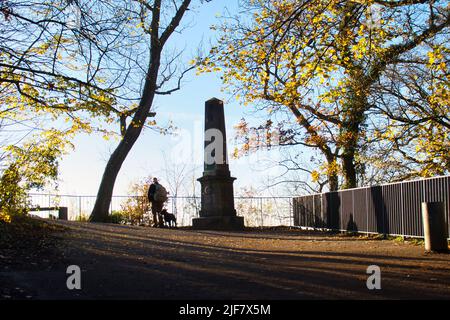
[234,118,249,136]
[233,117,286,157]
[305,132,326,146]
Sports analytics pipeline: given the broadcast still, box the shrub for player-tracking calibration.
[0,165,29,216]
[109,211,126,224]
[75,214,89,222]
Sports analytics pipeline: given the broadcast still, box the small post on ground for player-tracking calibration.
[58,207,68,220]
[421,202,448,253]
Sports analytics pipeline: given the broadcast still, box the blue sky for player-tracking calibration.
[55,0,288,196]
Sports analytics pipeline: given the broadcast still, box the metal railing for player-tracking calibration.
[27,193,293,227]
[293,175,450,238]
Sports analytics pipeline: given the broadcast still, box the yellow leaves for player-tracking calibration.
[305,132,326,146]
[427,51,437,65]
[30,42,51,55]
[21,84,39,97]
[52,35,73,45]
[425,46,450,116]
[312,14,323,24]
[311,170,320,182]
[415,144,421,153]
[326,160,340,176]
[411,121,450,176]
[427,47,448,71]
[311,160,340,183]
[69,120,93,135]
[0,212,12,223]
[239,49,250,56]
[90,92,110,103]
[232,147,239,159]
[351,37,370,60]
[357,24,366,37]
[284,80,299,98]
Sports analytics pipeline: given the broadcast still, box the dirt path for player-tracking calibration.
[2,220,450,299]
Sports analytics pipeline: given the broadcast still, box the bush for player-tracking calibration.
[75,214,89,222]
[0,212,12,224]
[109,211,126,224]
[0,165,29,216]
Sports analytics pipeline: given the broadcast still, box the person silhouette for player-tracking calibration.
[147,177,165,227]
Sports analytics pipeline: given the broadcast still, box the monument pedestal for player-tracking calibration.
[192,216,244,230]
[193,174,244,231]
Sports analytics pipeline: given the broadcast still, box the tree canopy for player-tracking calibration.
[203,0,449,191]
[0,0,201,216]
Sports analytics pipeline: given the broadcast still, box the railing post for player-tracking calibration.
[172,197,175,215]
[352,189,355,228]
[366,188,369,235]
[312,195,315,228]
[260,198,263,227]
[401,182,405,237]
[321,194,324,228]
[289,198,293,227]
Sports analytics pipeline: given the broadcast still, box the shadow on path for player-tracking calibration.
[4,221,449,300]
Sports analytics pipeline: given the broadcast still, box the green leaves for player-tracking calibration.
[0,128,75,214]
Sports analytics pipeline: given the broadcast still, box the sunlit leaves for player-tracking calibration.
[203,0,449,188]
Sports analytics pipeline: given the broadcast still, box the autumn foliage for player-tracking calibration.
[202,0,449,191]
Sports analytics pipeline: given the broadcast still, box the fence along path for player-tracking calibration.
[293,175,450,238]
[27,194,293,227]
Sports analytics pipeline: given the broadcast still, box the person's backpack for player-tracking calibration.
[154,184,168,202]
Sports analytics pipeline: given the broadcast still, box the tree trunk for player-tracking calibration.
[328,171,339,191]
[340,114,363,189]
[90,54,160,222]
[325,154,339,191]
[89,126,147,222]
[342,152,357,189]
[89,0,192,222]
[340,92,367,190]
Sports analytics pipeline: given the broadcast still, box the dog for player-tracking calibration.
[160,209,177,228]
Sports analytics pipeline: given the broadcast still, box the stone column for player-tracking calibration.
[192,98,244,230]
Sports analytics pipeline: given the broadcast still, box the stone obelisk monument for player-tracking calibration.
[193,98,244,230]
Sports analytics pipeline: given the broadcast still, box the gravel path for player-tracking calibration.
[2,220,450,299]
